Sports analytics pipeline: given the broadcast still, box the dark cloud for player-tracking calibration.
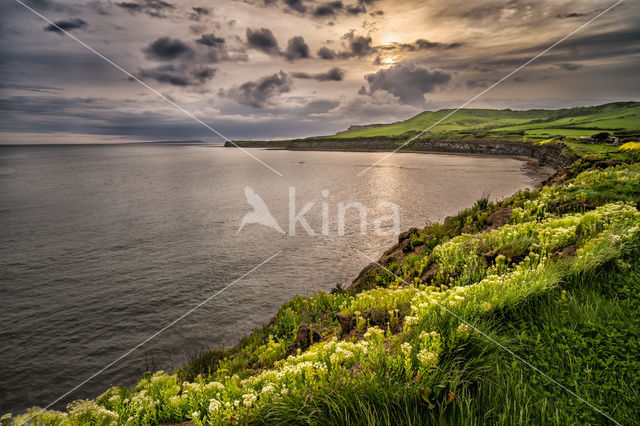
[246,28,280,55]
[313,1,344,18]
[318,32,373,59]
[317,46,337,59]
[556,12,589,19]
[43,18,87,34]
[138,64,216,86]
[116,0,175,18]
[292,67,345,81]
[346,5,366,15]
[196,34,225,48]
[191,66,217,83]
[143,37,193,61]
[378,39,463,52]
[340,31,373,58]
[190,6,211,20]
[559,63,582,71]
[360,63,451,105]
[284,0,307,14]
[284,36,310,61]
[246,30,310,61]
[224,71,292,108]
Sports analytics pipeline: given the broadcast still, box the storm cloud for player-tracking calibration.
[138,64,216,86]
[43,18,87,33]
[143,37,193,61]
[223,71,292,108]
[246,28,280,55]
[312,1,344,18]
[360,63,451,105]
[284,36,310,61]
[196,34,225,48]
[317,46,337,59]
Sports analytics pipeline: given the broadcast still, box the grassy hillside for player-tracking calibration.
[323,102,640,141]
[7,149,640,424]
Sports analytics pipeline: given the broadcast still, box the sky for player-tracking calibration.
[0,0,638,143]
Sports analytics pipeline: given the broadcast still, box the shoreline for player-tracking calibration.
[225,138,576,172]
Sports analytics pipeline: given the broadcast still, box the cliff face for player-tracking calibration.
[334,123,395,135]
[225,139,576,169]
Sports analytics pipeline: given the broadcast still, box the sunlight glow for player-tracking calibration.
[384,56,396,65]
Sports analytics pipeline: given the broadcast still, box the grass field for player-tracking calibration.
[322,101,640,141]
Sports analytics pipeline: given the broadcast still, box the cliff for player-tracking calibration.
[225,138,577,170]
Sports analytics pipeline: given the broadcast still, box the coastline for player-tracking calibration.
[224,138,576,172]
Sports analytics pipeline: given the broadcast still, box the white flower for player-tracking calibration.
[208,398,221,413]
[205,381,225,392]
[417,349,439,369]
[401,342,412,356]
[456,323,472,340]
[242,393,257,407]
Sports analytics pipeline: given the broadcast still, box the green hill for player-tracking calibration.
[323,101,640,140]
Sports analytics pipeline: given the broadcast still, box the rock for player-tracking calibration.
[336,313,356,335]
[361,309,390,327]
[293,324,320,351]
[483,251,496,264]
[398,227,419,243]
[484,207,514,231]
[419,263,439,284]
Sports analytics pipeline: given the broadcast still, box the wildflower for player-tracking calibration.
[205,381,225,392]
[364,326,385,344]
[208,398,221,413]
[261,384,275,395]
[169,395,183,407]
[330,347,355,365]
[456,323,472,340]
[401,342,412,357]
[242,393,257,407]
[416,349,439,370]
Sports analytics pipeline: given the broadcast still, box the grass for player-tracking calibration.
[312,101,640,141]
